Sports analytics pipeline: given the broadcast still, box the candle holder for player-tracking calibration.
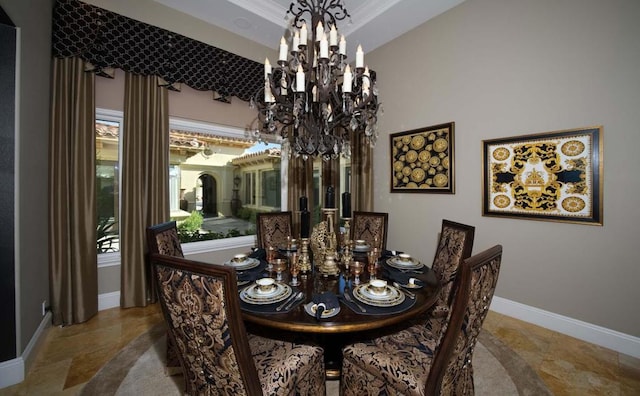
[298,238,312,274]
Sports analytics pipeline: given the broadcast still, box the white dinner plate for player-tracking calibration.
[223,257,261,271]
[353,284,405,307]
[240,282,292,305]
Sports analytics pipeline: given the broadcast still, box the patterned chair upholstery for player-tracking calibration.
[351,211,389,251]
[146,221,184,258]
[428,220,475,320]
[341,245,502,396]
[150,253,326,396]
[146,221,184,372]
[256,211,293,249]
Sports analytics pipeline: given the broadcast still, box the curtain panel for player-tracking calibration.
[120,73,170,307]
[49,57,98,325]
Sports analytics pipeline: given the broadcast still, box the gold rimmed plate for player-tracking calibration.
[353,284,405,307]
[386,256,424,270]
[240,283,292,305]
[304,303,340,318]
[224,257,260,271]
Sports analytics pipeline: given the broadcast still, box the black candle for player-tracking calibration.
[299,196,308,211]
[325,186,335,208]
[342,192,351,218]
[300,210,310,238]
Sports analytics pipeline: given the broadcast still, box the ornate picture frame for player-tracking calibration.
[390,122,455,193]
[482,126,603,225]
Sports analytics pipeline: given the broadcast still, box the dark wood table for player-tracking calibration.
[240,254,441,378]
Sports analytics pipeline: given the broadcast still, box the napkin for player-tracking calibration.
[382,269,424,288]
[383,249,403,259]
[249,248,266,260]
[311,292,339,320]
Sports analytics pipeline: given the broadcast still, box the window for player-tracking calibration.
[96,109,284,263]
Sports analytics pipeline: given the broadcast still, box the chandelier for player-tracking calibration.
[249,0,381,161]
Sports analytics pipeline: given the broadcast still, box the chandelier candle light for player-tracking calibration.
[249,0,381,160]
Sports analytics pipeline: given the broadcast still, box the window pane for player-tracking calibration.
[96,119,120,253]
[169,128,281,243]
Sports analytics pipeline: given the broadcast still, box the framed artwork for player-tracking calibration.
[390,122,455,193]
[482,126,603,225]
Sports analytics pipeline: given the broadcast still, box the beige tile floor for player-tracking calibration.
[1,305,639,395]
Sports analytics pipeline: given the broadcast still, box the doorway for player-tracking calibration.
[199,174,217,217]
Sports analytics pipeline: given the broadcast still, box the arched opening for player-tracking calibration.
[198,174,217,217]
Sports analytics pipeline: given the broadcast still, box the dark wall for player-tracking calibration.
[0,11,16,361]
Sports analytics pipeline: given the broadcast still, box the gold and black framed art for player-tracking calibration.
[482,126,603,225]
[390,122,455,193]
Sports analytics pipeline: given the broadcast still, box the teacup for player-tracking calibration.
[398,253,412,262]
[256,278,276,293]
[369,279,388,295]
[232,253,247,263]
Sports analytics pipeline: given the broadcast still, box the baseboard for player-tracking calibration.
[0,311,52,389]
[98,291,121,311]
[490,295,640,359]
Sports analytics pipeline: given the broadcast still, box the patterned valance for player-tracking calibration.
[52,0,263,102]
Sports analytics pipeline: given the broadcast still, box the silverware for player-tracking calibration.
[393,282,416,299]
[276,291,301,312]
[283,292,304,311]
[343,292,367,313]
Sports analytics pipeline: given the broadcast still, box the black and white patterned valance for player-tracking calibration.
[52,0,263,102]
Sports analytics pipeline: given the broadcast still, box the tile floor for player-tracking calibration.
[1,305,639,395]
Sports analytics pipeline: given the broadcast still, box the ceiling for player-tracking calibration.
[151,0,465,58]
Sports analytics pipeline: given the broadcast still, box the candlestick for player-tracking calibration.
[300,210,310,238]
[343,64,352,93]
[278,36,288,61]
[355,44,364,68]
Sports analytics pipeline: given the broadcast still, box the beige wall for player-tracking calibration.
[368,0,640,336]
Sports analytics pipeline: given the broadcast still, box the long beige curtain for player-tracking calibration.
[120,73,170,307]
[49,57,98,326]
[350,130,374,211]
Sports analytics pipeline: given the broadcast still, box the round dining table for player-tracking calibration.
[239,252,441,379]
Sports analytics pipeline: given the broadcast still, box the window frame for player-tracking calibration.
[96,108,287,268]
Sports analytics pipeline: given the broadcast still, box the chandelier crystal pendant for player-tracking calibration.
[249,0,381,161]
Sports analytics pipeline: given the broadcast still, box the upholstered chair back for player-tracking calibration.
[430,220,475,312]
[427,245,503,395]
[146,221,184,257]
[351,211,389,251]
[256,211,293,249]
[151,253,264,395]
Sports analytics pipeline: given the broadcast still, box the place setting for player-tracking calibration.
[341,279,415,315]
[238,277,304,314]
[223,252,269,286]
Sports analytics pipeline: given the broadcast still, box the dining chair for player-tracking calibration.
[341,245,503,396]
[146,220,184,258]
[351,211,389,251]
[150,252,326,396]
[428,219,475,321]
[255,211,293,249]
[146,221,185,373]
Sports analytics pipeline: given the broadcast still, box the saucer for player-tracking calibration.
[304,302,340,318]
[353,284,405,307]
[240,282,292,305]
[386,256,424,270]
[224,257,260,271]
